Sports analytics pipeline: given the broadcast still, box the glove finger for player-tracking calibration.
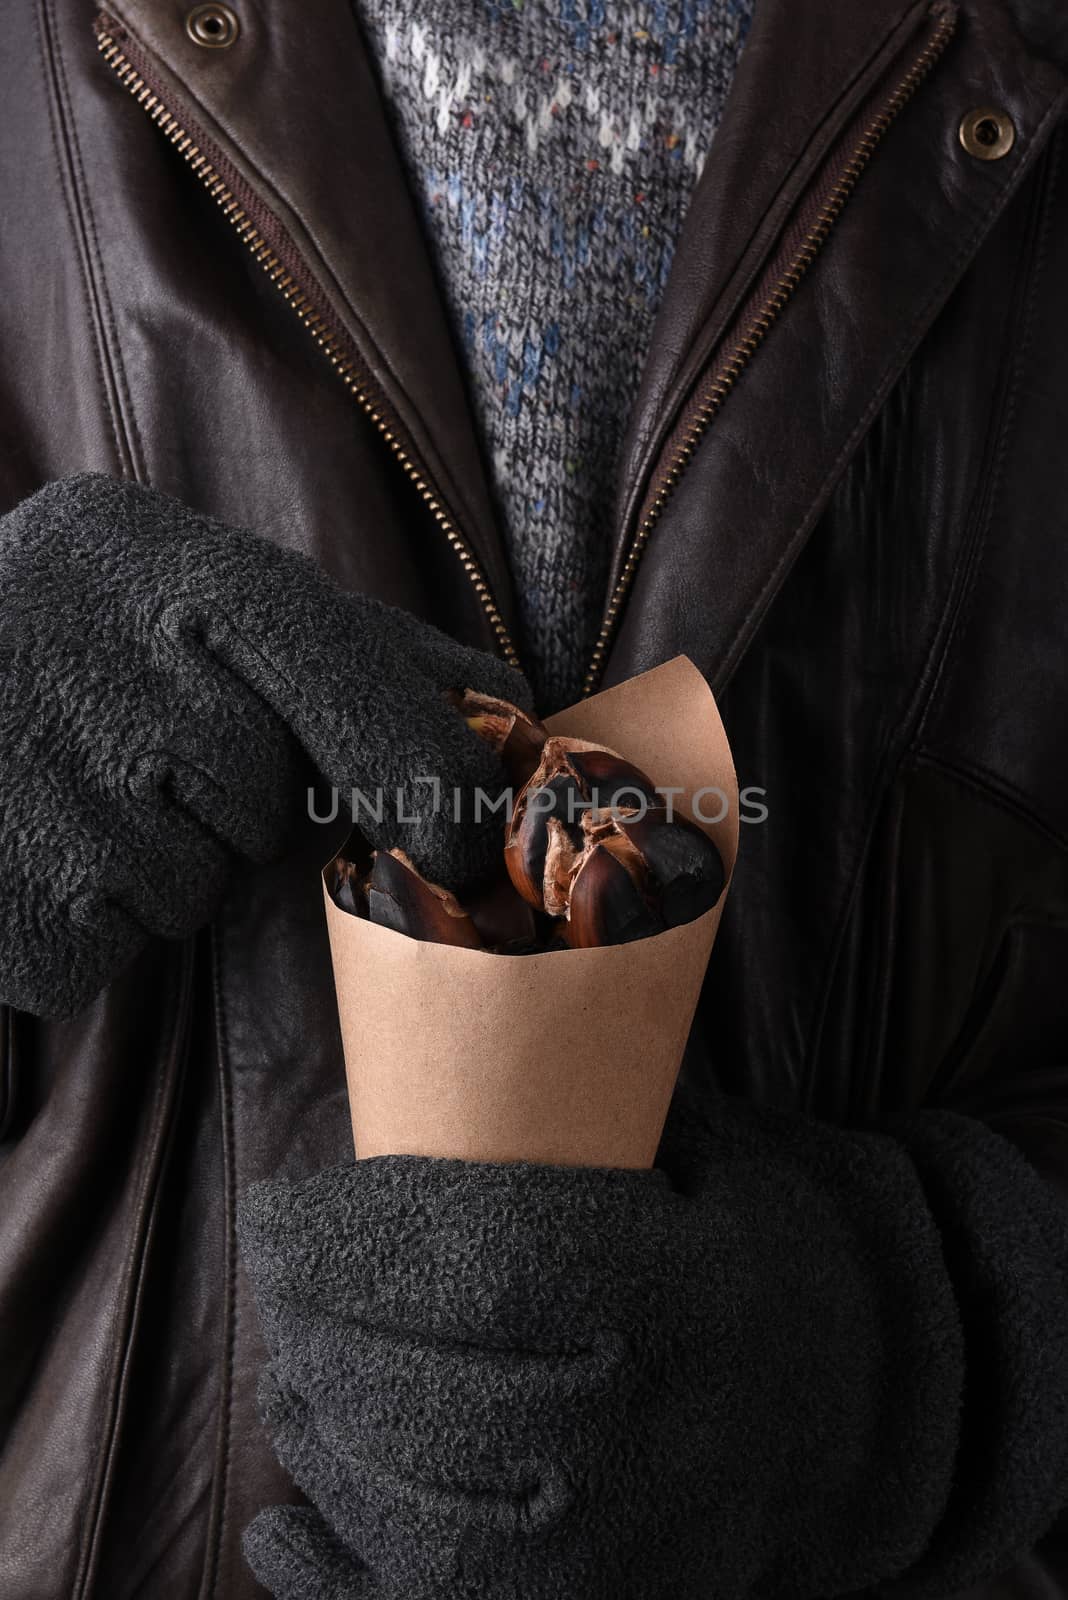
[75,661,298,935]
[121,724,301,867]
[105,486,532,892]
[0,772,219,1015]
[7,472,528,882]
[144,605,311,859]
[243,1506,374,1600]
[263,1311,607,1493]
[187,583,530,891]
[261,1369,569,1569]
[258,1377,666,1600]
[257,1373,467,1590]
[238,1157,679,1347]
[0,871,143,1018]
[347,700,516,892]
[86,787,232,942]
[353,592,532,715]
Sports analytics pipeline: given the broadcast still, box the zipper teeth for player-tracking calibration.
[582,3,958,696]
[99,7,955,699]
[95,23,521,672]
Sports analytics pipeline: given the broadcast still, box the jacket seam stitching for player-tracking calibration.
[856,141,1067,1100]
[616,0,932,554]
[101,3,489,553]
[854,779,907,1120]
[36,0,135,480]
[913,126,1063,751]
[714,87,1068,697]
[200,923,239,1600]
[70,949,195,1599]
[52,0,148,482]
[925,917,1068,1110]
[797,103,1067,1097]
[913,751,1068,854]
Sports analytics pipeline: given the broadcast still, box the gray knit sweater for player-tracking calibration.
[353,0,755,710]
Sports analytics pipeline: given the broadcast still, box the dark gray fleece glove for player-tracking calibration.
[237,1088,1068,1600]
[0,473,529,1017]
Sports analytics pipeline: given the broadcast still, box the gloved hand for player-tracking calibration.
[237,1087,1068,1600]
[0,473,529,1017]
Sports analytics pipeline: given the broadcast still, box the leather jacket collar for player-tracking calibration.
[95,0,1067,693]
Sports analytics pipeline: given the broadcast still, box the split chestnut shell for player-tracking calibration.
[504,735,725,947]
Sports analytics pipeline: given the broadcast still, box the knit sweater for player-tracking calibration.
[353,0,756,711]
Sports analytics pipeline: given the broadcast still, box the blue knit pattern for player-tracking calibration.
[355,0,755,709]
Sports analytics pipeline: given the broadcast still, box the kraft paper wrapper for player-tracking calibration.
[322,655,738,1169]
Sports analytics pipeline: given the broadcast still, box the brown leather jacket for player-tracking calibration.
[2,0,1068,1594]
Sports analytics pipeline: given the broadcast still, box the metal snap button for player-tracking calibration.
[959,106,1015,161]
[185,4,239,48]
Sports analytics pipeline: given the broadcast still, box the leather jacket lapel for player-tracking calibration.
[603,0,1068,694]
[612,0,932,551]
[99,0,515,623]
[97,0,1067,697]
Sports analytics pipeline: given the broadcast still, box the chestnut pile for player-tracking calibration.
[329,692,726,952]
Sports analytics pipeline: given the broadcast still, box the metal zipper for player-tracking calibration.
[582,0,958,695]
[94,12,520,671]
[96,4,956,699]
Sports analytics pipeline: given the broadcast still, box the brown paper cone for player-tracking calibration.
[323,655,738,1168]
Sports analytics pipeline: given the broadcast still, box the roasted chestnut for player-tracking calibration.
[331,693,726,951]
[503,733,725,946]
